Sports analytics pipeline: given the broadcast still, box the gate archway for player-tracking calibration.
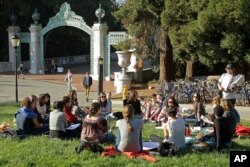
[40,2,94,74]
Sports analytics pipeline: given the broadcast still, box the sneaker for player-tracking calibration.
[75,142,85,154]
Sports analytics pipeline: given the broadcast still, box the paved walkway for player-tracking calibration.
[0,74,249,120]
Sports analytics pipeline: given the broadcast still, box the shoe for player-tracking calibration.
[75,142,85,154]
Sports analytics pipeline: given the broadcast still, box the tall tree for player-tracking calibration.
[114,0,174,82]
[161,0,209,80]
[162,0,250,79]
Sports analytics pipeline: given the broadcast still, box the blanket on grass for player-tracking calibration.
[235,125,250,136]
[101,146,157,162]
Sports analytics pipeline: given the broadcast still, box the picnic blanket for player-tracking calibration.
[101,146,157,162]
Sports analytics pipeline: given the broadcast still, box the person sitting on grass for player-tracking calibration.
[201,96,221,125]
[68,90,86,118]
[75,102,115,153]
[98,92,112,117]
[34,93,51,125]
[221,99,240,135]
[123,90,142,118]
[158,96,180,126]
[49,101,68,139]
[144,94,162,124]
[116,104,143,152]
[213,105,232,151]
[62,96,82,125]
[15,95,49,136]
[163,106,186,150]
[36,93,50,117]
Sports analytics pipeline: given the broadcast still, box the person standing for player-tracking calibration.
[65,69,73,91]
[218,64,244,106]
[83,71,92,102]
[18,62,24,79]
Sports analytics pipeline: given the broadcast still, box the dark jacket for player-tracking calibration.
[214,117,232,150]
[83,76,93,87]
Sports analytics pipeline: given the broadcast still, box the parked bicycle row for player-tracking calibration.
[156,80,250,106]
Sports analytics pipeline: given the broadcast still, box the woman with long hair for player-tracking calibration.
[116,104,143,152]
[36,93,50,117]
[62,96,80,124]
[123,90,142,117]
[193,93,206,123]
[75,102,114,153]
[98,92,112,117]
[158,96,180,125]
[68,90,85,118]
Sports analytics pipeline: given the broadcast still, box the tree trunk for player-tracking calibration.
[159,27,174,82]
[237,62,250,81]
[185,60,194,81]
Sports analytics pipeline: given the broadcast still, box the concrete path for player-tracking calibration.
[0,75,249,120]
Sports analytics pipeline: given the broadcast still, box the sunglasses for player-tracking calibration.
[101,96,106,98]
[168,101,174,103]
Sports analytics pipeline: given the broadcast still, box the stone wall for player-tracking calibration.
[0,62,12,72]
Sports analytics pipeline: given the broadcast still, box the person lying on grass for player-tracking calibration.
[75,102,115,153]
[116,104,143,152]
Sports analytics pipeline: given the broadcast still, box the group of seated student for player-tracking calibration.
[13,88,241,154]
[14,95,49,137]
[193,96,240,151]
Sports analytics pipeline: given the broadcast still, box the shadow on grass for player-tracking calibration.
[231,140,250,151]
[0,112,15,118]
[0,159,9,166]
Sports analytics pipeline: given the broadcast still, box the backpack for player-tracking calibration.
[158,141,178,156]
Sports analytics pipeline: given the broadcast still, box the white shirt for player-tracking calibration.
[164,117,185,149]
[219,73,245,99]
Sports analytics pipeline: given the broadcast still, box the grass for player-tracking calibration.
[1,103,250,167]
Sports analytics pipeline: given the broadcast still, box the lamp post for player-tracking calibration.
[95,4,105,96]
[95,4,105,23]
[98,57,104,95]
[11,35,20,103]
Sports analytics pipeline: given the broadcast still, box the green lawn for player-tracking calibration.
[0,103,250,167]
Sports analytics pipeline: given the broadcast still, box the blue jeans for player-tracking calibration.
[102,132,116,143]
